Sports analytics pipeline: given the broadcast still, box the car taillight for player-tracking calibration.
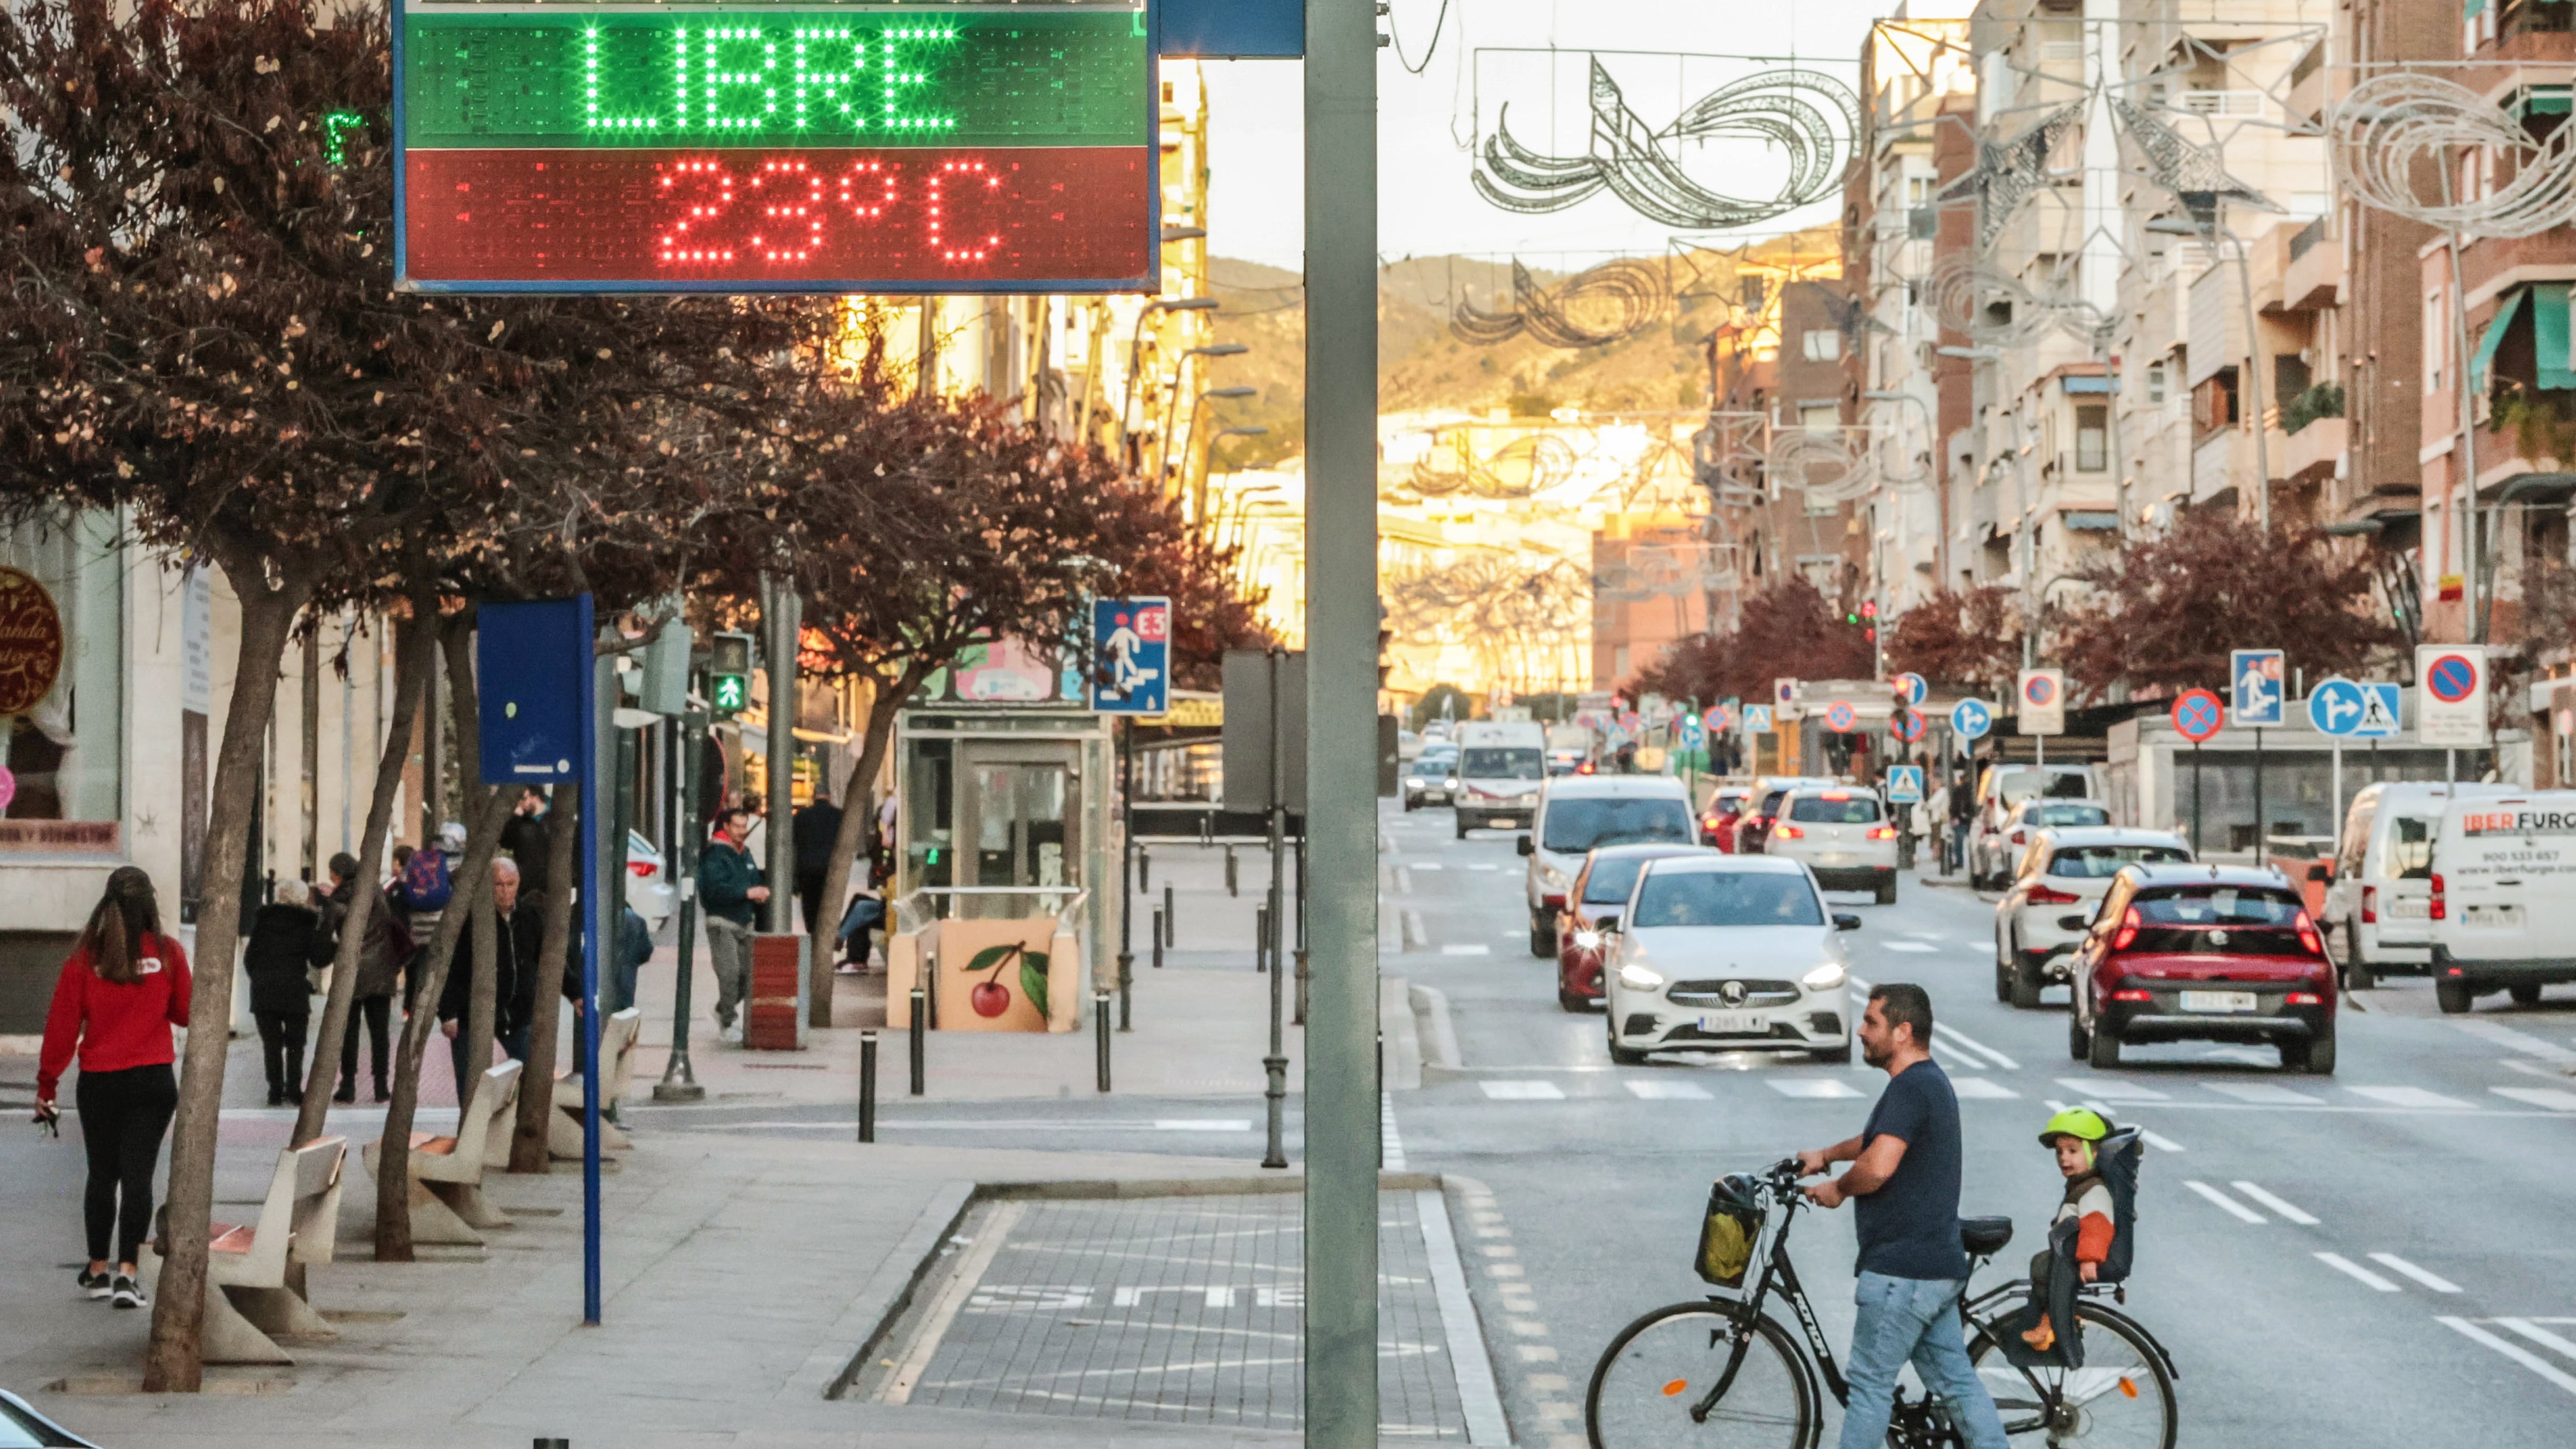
[2027,884,2080,906]
[2287,991,2323,1005]
[628,860,657,878]
[1774,824,1806,840]
[2010,829,2027,843]
[2111,989,2152,1002]
[2361,885,2377,925]
[2294,909,2322,956]
[2112,905,2141,951]
[2429,873,2445,921]
[1866,825,1897,841]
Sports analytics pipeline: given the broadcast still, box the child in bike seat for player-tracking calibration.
[2020,1107,2117,1354]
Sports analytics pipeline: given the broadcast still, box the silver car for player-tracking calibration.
[1403,746,1459,810]
[1762,786,1900,904]
[1599,855,1859,1065]
[1992,827,2191,1008]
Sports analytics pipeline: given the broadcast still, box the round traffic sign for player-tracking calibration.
[1824,701,1857,732]
[1950,699,1993,740]
[1892,672,1928,707]
[1705,706,1732,733]
[1891,709,1926,744]
[2173,688,2224,745]
[2427,653,2479,704]
[2023,674,2057,708]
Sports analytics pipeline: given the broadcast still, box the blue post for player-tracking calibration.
[582,612,606,1326]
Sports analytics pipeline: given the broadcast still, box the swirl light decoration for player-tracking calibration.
[1922,251,2104,346]
[1450,257,1673,348]
[1474,58,1859,230]
[1404,432,1584,500]
[2329,71,2576,237]
[1765,427,1874,505]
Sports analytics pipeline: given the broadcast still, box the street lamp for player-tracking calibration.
[1180,385,1258,519]
[2147,211,2268,529]
[1219,477,1283,549]
[1156,350,1251,489]
[1160,225,1208,243]
[1117,297,1221,447]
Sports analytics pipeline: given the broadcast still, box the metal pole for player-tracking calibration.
[907,986,926,1095]
[1256,904,1271,973]
[1304,0,1381,1426]
[2192,742,2203,854]
[656,710,706,1102]
[2219,217,2270,531]
[1152,909,1165,969]
[1094,987,1112,1093]
[1293,834,1310,1026]
[858,1030,877,1143]
[1164,883,1175,947]
[582,613,608,1326]
[2332,740,2342,850]
[1263,649,1288,1168]
[1118,720,1135,1032]
[761,573,800,938]
[2255,728,2266,865]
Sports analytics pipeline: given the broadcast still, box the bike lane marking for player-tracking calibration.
[2227,1181,2318,1224]
[2314,1253,2402,1291]
[2368,1253,2462,1294]
[2181,1179,2267,1223]
[2438,1318,2576,1398]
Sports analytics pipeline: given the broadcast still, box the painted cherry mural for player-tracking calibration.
[963,940,1049,1022]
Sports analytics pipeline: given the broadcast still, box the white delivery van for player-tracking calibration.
[2325,781,2516,988]
[2426,790,2576,1012]
[1452,720,1548,839]
[1967,762,2103,890]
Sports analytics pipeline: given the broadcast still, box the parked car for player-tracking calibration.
[2066,864,2337,1072]
[626,829,676,930]
[1973,796,2112,890]
[2426,789,2576,1013]
[1994,827,2192,1008]
[1699,785,1754,852]
[1452,720,1548,838]
[1403,744,1459,810]
[1,1388,100,1447]
[1762,786,1900,904]
[1520,775,1697,956]
[1598,855,1859,1065]
[1554,843,1711,1011]
[1732,776,1839,855]
[2325,781,2514,989]
[1967,763,2102,889]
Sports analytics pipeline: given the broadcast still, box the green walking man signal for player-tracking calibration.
[709,631,753,715]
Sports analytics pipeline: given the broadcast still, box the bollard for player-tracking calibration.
[1226,844,1239,897]
[1255,904,1271,973]
[1164,884,1176,947]
[858,1030,878,1143]
[1151,909,1165,968]
[536,1440,570,1449]
[1140,846,1152,891]
[1094,988,1113,1093]
[908,987,926,1096]
[1261,1051,1289,1170]
[1293,949,1310,1026]
[1117,949,1134,1032]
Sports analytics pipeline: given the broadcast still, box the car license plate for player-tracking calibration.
[2179,990,2258,1014]
[1818,852,1856,866]
[2387,898,2428,921]
[1699,1012,1757,1034]
[2465,904,2524,927]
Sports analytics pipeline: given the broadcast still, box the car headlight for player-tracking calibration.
[1802,962,1848,992]
[1573,929,1603,950]
[1405,776,1425,788]
[1537,863,1569,889]
[1618,963,1668,991]
[1516,792,1539,806]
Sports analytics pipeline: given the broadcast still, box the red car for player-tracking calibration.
[1700,787,1752,852]
[1555,843,1711,1011]
[2066,864,2338,1074]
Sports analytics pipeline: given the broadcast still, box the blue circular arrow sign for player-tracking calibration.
[1950,699,1993,740]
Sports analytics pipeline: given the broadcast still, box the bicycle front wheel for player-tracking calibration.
[1586,1300,1818,1449]
[1967,1303,2176,1448]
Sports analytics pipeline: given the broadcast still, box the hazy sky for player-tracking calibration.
[1200,0,1886,271]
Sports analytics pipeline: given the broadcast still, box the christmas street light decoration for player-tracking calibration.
[2328,71,2576,237]
[1449,257,1673,348]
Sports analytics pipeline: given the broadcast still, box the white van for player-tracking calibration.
[1520,775,1697,956]
[1453,721,1548,839]
[2426,789,2576,1012]
[2326,781,2517,988]
[1967,762,2103,890]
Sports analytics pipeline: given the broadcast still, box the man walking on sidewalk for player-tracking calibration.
[699,806,770,1044]
[792,785,844,938]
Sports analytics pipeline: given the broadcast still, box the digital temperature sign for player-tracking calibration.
[394,0,1157,293]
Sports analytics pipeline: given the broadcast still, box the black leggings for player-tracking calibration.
[341,993,392,1087]
[255,1011,308,1096]
[75,1063,178,1267]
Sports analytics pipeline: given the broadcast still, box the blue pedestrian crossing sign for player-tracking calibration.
[1745,704,1775,734]
[2308,678,2401,739]
[1885,765,1924,804]
[1090,597,1170,714]
[2231,648,2285,728]
[1950,699,1993,740]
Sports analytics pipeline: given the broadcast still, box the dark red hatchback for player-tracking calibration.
[2065,864,2339,1074]
[1554,843,1711,1011]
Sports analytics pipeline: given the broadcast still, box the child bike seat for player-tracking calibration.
[1958,1216,2014,1256]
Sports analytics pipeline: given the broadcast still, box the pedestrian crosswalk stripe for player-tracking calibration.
[2346,1085,2474,1110]
[1623,1080,1712,1100]
[1442,942,1489,956]
[2369,1253,2461,1293]
[1951,1077,2019,1100]
[1768,1079,1864,1099]
[1882,941,1937,953]
[2315,1252,2401,1291]
[2439,1319,2576,1398]
[2498,1319,2576,1362]
[2055,1077,2170,1101]
[2493,1086,2576,1111]
[2202,1082,2323,1105]
[2228,1180,2318,1224]
[2182,1180,2266,1223]
[1480,1081,1565,1101]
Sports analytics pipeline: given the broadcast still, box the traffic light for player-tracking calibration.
[1860,600,1878,619]
[709,631,752,714]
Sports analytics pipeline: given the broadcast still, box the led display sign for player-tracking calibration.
[395,0,1157,292]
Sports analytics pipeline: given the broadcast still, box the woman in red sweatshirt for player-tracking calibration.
[36,867,191,1310]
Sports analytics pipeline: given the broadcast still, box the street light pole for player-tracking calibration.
[1201,427,1271,530]
[1115,297,1221,453]
[1154,348,1250,493]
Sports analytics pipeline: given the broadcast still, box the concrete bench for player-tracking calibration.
[144,1136,347,1365]
[550,1006,642,1160]
[362,1060,521,1246]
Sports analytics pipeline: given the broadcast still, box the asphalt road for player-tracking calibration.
[1386,797,2576,1448]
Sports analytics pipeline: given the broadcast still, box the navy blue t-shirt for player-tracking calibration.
[1852,1058,1969,1280]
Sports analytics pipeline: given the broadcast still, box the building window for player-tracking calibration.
[1799,402,1841,434]
[2147,361,2167,404]
[1802,330,1842,362]
[2427,290,2448,393]
[0,509,123,854]
[2075,404,2109,471]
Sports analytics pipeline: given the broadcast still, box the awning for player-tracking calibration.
[2471,287,2528,392]
[2537,281,2575,390]
[2522,85,2574,116]
[2466,0,2486,17]
[2062,375,2115,394]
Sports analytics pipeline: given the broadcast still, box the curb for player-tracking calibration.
[1411,982,1464,1076]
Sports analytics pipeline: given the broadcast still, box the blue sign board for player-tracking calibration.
[1950,698,1993,740]
[2309,678,2402,739]
[1159,0,1304,57]
[1678,713,1706,750]
[1885,765,1924,804]
[1091,597,1171,714]
[2231,648,2285,728]
[477,597,594,784]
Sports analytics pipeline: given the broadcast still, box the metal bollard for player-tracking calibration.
[1117,950,1134,1032]
[536,1440,570,1449]
[908,987,926,1096]
[1255,904,1270,973]
[1164,884,1176,947]
[858,1030,878,1143]
[1140,845,1152,891]
[1151,909,1165,968]
[1095,988,1113,1093]
[1293,949,1310,1026]
[1261,1051,1289,1169]
[1226,845,1239,897]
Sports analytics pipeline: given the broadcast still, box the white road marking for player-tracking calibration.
[1403,909,1428,948]
[1443,943,1492,957]
[2439,1318,2576,1397]
[1935,1022,2020,1071]
[1154,1120,1256,1131]
[1769,1079,1865,1099]
[2449,1018,2576,1065]
[1468,863,1504,872]
[2493,1086,2576,1111]
[2346,1085,2475,1110]
[1480,1081,1565,1101]
[2368,1253,2462,1293]
[1623,1079,1713,1100]
[1883,941,1938,953]
[2314,1252,2402,1291]
[2055,1077,2170,1101]
[2203,1082,2324,1105]
[1951,1076,2020,1100]
[881,1200,1027,1403]
[2182,1179,2267,1223]
[1396,867,1416,895]
[2496,1318,2576,1361]
[1906,932,1946,941]
[2228,1181,2319,1224]
[1412,861,1446,871]
[2140,1129,2185,1153]
[1414,1186,1509,1445]
[2502,1057,2576,1083]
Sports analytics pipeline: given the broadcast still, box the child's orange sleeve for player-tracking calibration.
[2075,1212,2114,1264]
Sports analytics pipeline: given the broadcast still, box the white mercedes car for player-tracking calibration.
[1599,855,1859,1065]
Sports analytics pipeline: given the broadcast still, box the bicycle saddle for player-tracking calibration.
[1958,1216,2014,1255]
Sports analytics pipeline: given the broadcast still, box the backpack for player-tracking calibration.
[400,848,453,912]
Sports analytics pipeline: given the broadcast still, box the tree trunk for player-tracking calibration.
[807,670,918,988]
[372,786,510,1260]
[293,603,436,1145]
[143,576,308,1393]
[463,883,498,1114]
[510,790,581,1172]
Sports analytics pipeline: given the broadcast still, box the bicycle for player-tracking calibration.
[1586,1158,2178,1447]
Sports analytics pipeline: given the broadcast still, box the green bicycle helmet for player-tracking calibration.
[2038,1106,2114,1149]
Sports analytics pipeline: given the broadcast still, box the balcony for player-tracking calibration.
[2280,218,2340,312]
[2282,414,2347,485]
[2168,89,2266,117]
[2458,229,2576,308]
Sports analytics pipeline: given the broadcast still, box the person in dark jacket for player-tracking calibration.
[330,858,414,1103]
[244,878,330,1105]
[698,806,769,1042]
[498,787,553,897]
[792,787,845,938]
[437,858,573,1095]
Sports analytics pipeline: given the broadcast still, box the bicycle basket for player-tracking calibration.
[1695,1175,1766,1288]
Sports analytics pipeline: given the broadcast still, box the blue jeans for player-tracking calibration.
[1838,1271,2008,1449]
